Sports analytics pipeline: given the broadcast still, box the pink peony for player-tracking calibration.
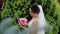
[18,18,28,27]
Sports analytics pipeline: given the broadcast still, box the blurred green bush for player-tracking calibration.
[0,0,60,34]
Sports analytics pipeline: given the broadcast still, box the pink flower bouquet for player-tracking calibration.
[18,18,29,27]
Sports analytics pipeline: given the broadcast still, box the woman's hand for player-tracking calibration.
[20,25,28,30]
[20,23,28,29]
[23,23,28,27]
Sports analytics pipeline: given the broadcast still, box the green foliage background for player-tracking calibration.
[0,0,60,34]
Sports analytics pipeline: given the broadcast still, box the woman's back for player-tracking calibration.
[28,18,45,34]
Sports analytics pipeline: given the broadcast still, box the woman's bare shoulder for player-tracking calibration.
[32,19,39,27]
[33,19,39,22]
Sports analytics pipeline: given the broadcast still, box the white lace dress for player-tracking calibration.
[27,18,48,34]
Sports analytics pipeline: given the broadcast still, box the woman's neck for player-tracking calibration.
[33,14,38,19]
